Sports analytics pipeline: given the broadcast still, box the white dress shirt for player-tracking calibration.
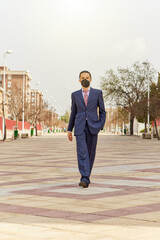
[82,87,90,99]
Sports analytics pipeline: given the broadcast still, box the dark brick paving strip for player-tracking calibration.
[92,175,160,182]
[12,185,159,200]
[0,202,160,222]
[1,174,160,187]
[0,177,68,186]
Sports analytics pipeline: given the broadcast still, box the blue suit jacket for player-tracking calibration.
[68,87,106,136]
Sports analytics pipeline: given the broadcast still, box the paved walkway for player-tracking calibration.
[0,134,160,239]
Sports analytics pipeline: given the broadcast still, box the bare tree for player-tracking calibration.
[112,107,129,133]
[135,94,148,132]
[101,61,155,135]
[149,73,160,139]
[8,87,24,125]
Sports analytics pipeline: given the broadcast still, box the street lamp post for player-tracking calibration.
[53,99,57,131]
[49,96,53,131]
[22,70,30,134]
[22,73,25,134]
[2,50,13,141]
[147,70,150,134]
[34,82,40,136]
[52,109,53,132]
[143,60,150,134]
[42,90,48,134]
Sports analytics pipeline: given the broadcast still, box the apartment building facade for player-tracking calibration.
[0,87,8,118]
[30,89,43,110]
[30,89,43,123]
[0,66,32,119]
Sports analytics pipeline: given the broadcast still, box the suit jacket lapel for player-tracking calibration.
[87,87,94,108]
[78,89,85,108]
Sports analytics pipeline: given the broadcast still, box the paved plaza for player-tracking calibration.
[0,134,160,239]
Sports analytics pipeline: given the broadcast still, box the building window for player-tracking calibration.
[8,75,12,80]
[7,90,11,95]
[32,97,35,102]
[32,92,35,96]
[8,114,12,120]
[8,81,11,88]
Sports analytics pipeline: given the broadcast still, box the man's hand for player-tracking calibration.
[68,132,73,141]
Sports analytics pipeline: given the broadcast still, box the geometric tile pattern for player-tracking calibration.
[0,134,160,240]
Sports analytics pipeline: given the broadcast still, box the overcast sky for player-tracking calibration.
[0,0,160,115]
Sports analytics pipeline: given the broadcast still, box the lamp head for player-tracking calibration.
[6,50,13,54]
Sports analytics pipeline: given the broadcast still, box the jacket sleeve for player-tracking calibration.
[67,93,77,132]
[98,90,106,129]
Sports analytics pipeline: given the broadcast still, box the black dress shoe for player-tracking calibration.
[79,181,88,188]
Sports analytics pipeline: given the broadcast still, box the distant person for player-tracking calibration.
[67,71,106,188]
[124,125,127,135]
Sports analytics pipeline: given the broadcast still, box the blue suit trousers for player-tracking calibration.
[76,121,98,185]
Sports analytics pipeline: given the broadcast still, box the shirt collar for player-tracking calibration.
[82,87,90,92]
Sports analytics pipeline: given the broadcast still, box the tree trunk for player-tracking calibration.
[130,117,134,135]
[36,126,37,136]
[145,120,147,133]
[16,118,18,129]
[4,123,6,140]
[2,104,6,141]
[154,119,159,140]
[35,117,37,136]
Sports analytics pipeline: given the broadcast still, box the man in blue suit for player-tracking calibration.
[68,71,106,188]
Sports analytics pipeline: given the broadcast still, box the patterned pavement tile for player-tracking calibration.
[1,134,160,239]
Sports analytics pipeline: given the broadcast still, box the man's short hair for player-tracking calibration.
[79,70,92,79]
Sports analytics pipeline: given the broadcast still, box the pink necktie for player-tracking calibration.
[83,89,89,107]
